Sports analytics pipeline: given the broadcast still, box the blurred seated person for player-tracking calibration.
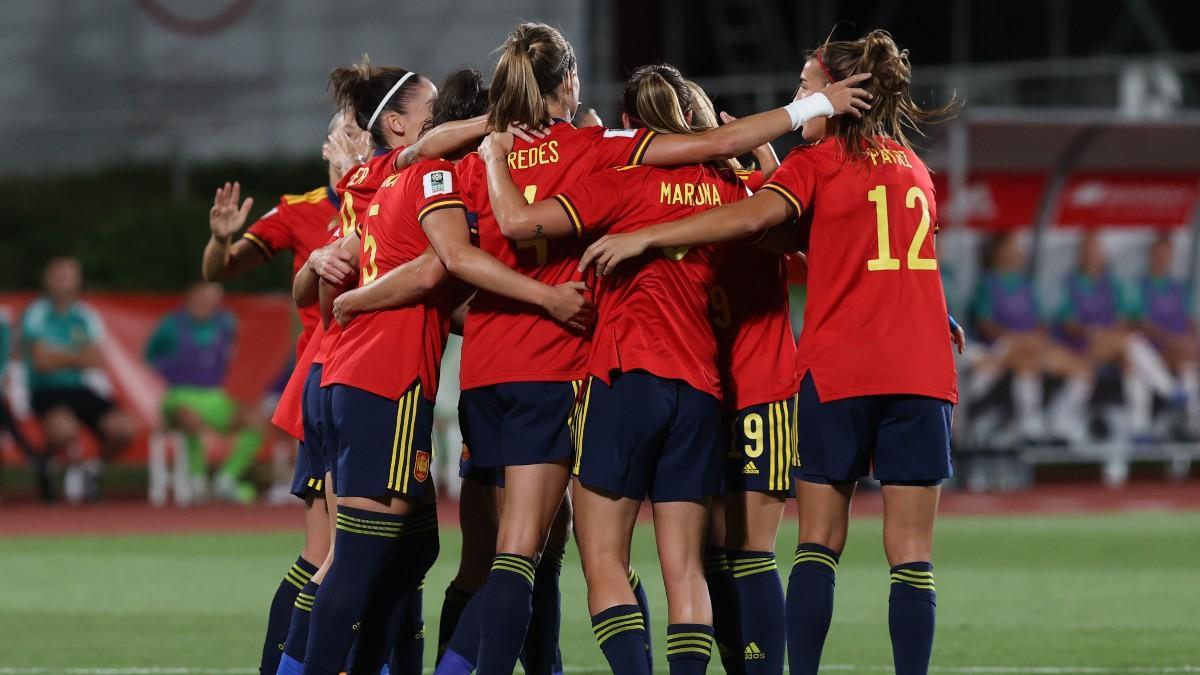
[1056,230,1177,439]
[1132,233,1199,432]
[145,282,263,503]
[20,257,135,502]
[970,232,1093,442]
[1,306,45,499]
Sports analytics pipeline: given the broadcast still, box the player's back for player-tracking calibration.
[767,138,955,403]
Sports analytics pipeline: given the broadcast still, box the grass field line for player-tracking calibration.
[0,662,1195,667]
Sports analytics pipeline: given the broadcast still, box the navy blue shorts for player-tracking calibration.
[724,395,798,494]
[289,364,328,499]
[795,374,953,486]
[572,372,723,503]
[458,443,503,488]
[327,381,436,501]
[459,381,580,468]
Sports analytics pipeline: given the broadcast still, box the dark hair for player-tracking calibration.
[328,54,423,148]
[489,23,577,130]
[809,29,958,161]
[622,64,739,171]
[423,68,489,135]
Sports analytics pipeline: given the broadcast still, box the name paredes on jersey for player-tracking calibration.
[507,140,560,170]
[659,181,723,207]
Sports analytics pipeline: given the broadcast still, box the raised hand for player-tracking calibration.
[541,281,595,332]
[209,182,254,243]
[821,72,873,118]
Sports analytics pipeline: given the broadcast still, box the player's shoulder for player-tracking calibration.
[281,186,329,207]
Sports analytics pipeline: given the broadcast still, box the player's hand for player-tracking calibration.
[308,245,358,286]
[480,131,515,166]
[540,281,595,332]
[331,290,362,327]
[820,72,873,118]
[579,232,651,277]
[507,122,548,144]
[209,182,254,243]
[951,322,967,355]
[323,124,370,179]
[574,107,603,128]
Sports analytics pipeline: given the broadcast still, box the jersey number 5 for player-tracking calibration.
[516,185,549,266]
[866,185,937,272]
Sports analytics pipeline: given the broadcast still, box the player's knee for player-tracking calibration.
[102,410,137,446]
[43,408,79,446]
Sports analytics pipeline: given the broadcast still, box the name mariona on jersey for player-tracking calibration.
[660,181,724,207]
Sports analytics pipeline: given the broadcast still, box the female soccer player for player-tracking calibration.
[579,30,959,675]
[443,23,872,675]
[202,107,368,675]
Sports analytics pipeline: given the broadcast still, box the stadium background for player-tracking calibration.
[2,0,1199,673]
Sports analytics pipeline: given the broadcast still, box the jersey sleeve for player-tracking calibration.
[585,127,658,171]
[413,160,467,223]
[244,197,294,260]
[736,169,766,192]
[761,147,820,217]
[553,168,632,237]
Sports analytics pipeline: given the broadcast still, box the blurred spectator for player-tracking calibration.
[1057,230,1177,440]
[20,257,135,502]
[1132,234,1200,434]
[145,282,263,503]
[1,307,44,498]
[969,232,1093,442]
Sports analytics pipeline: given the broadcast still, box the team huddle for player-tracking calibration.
[203,22,959,675]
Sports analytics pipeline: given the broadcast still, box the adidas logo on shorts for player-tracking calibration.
[742,461,759,475]
[744,642,766,660]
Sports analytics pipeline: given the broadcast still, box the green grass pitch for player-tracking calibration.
[1,512,1198,673]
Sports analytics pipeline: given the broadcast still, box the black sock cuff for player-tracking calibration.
[444,583,475,606]
[294,581,319,612]
[541,544,566,569]
[592,605,646,646]
[890,561,935,594]
[402,507,439,536]
[284,556,318,589]
[491,553,536,587]
[702,547,729,574]
[335,506,409,539]
[727,549,778,579]
[666,623,714,661]
[794,543,840,573]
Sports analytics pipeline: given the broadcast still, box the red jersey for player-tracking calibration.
[763,139,957,403]
[244,186,339,353]
[454,123,656,389]
[712,244,798,411]
[557,163,748,398]
[321,158,462,400]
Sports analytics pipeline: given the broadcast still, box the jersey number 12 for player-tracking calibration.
[866,184,937,272]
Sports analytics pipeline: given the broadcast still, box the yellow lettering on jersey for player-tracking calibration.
[381,173,400,188]
[507,140,560,171]
[348,166,370,186]
[867,148,913,168]
[659,181,723,207]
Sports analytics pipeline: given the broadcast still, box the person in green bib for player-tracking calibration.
[145,281,264,502]
[20,257,135,502]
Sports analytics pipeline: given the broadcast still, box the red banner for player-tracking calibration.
[1055,173,1200,228]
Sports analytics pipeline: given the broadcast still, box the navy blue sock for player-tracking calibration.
[388,580,425,675]
[303,507,411,675]
[521,544,564,675]
[703,547,742,674]
[437,591,484,675]
[436,584,474,664]
[281,581,319,667]
[592,604,651,675]
[729,550,784,675]
[477,553,537,675]
[628,568,653,673]
[666,623,714,675]
[786,543,840,675]
[260,556,317,674]
[889,562,937,675]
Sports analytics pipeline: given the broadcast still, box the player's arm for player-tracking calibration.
[202,182,262,281]
[637,75,870,166]
[293,242,358,307]
[331,246,448,326]
[422,208,592,331]
[581,189,795,276]
[718,111,780,179]
[28,342,90,372]
[479,133,577,241]
[394,115,490,170]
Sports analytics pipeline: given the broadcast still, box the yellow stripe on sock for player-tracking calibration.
[335,522,401,538]
[592,612,644,634]
[594,617,645,644]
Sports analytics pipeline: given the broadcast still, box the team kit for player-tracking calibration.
[206,21,959,675]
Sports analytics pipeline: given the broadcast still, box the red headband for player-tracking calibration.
[815,49,835,85]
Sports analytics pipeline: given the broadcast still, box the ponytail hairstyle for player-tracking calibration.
[489,23,577,131]
[328,55,424,148]
[809,29,958,161]
[422,69,490,155]
[622,64,738,171]
[683,79,743,171]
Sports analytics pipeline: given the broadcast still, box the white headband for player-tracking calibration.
[366,71,416,133]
